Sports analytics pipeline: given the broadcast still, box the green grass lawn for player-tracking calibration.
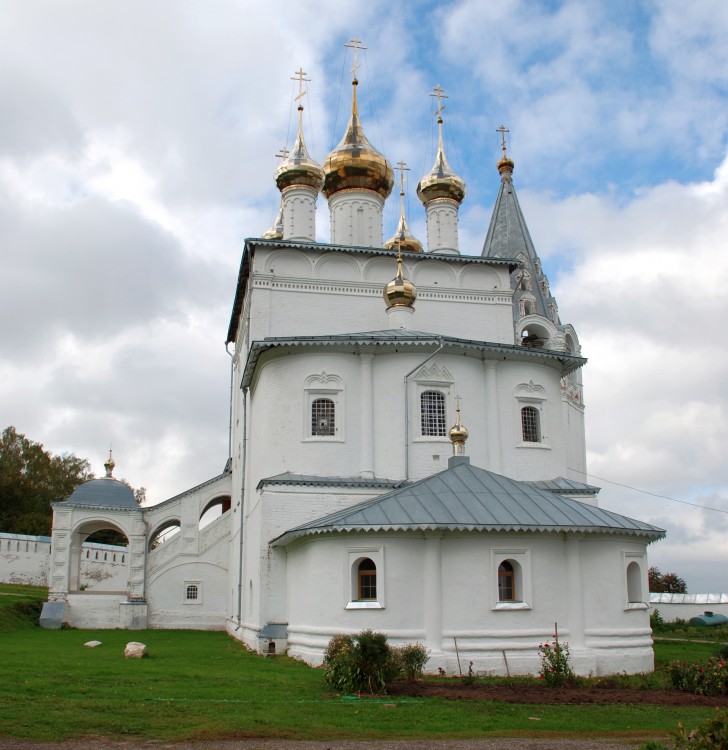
[0,589,724,743]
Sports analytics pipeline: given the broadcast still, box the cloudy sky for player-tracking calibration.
[2,0,728,591]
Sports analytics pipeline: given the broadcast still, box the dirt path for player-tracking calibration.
[0,739,655,750]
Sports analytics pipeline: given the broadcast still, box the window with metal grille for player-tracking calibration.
[357,558,377,600]
[521,406,540,442]
[498,561,515,601]
[311,398,335,436]
[421,391,446,436]
[185,584,199,601]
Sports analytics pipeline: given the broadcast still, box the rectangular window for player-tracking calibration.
[311,398,335,436]
[521,406,540,442]
[421,391,446,436]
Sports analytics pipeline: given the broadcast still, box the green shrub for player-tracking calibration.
[323,630,401,694]
[640,710,728,749]
[538,637,574,687]
[673,710,728,749]
[665,658,728,696]
[651,608,664,628]
[394,642,430,682]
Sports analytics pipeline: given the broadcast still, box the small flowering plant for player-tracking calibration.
[538,636,574,687]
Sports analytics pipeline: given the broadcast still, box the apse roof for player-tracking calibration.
[58,478,140,511]
[271,459,664,546]
[241,329,586,388]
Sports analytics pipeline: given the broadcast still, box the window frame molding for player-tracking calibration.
[344,546,385,610]
[491,548,532,611]
[303,372,345,443]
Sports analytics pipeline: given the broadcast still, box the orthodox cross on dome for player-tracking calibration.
[430,84,448,118]
[291,67,310,107]
[395,160,410,196]
[497,124,510,158]
[345,37,367,79]
[455,394,462,412]
[275,147,290,160]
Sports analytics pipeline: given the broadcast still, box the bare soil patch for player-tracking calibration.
[389,678,728,706]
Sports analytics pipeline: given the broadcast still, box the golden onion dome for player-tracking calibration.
[384,168,423,253]
[322,79,394,200]
[383,247,416,308]
[262,200,284,239]
[448,402,469,452]
[417,115,466,205]
[274,109,324,192]
[497,155,515,177]
[384,230,423,254]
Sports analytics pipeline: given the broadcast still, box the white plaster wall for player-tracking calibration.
[283,530,655,676]
[0,533,133,590]
[244,247,515,347]
[245,349,579,490]
[0,533,51,586]
[649,594,728,623]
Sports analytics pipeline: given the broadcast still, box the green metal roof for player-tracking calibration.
[272,459,664,546]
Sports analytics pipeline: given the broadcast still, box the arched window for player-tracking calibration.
[498,561,515,601]
[421,391,446,436]
[357,558,377,601]
[627,561,642,603]
[185,584,199,601]
[521,406,540,442]
[311,398,335,436]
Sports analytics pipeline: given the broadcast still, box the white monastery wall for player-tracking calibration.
[0,532,129,590]
[0,533,51,586]
[649,594,728,623]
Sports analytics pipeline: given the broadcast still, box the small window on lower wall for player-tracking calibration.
[625,556,648,609]
[183,581,202,605]
[345,548,384,609]
[492,549,532,610]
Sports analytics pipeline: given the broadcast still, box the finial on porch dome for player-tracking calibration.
[103,449,115,479]
[448,396,469,456]
[496,124,514,180]
[385,161,423,253]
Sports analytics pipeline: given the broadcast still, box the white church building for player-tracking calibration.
[38,60,665,676]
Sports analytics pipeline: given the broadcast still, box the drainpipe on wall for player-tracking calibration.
[403,338,445,480]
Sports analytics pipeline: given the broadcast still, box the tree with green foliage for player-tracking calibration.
[0,426,93,536]
[649,566,687,593]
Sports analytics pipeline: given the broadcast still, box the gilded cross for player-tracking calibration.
[345,38,367,77]
[291,67,310,103]
[497,124,509,158]
[395,160,410,195]
[430,84,448,117]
